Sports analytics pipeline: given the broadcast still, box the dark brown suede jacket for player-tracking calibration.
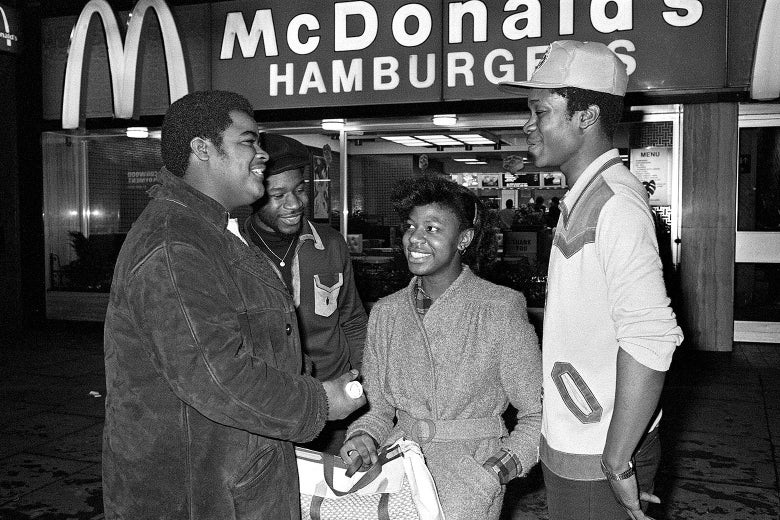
[102,169,328,519]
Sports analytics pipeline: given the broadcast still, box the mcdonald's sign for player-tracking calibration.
[0,2,20,54]
[61,0,189,129]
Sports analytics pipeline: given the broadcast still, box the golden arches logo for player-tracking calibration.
[62,0,189,129]
[0,5,18,48]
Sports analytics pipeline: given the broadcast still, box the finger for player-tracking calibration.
[340,447,356,463]
[345,453,363,478]
[639,491,661,504]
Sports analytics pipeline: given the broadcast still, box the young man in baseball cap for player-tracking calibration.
[501,41,683,520]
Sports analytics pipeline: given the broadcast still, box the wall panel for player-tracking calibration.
[680,102,737,351]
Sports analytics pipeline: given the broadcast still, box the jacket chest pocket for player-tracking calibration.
[313,273,342,317]
[237,309,298,371]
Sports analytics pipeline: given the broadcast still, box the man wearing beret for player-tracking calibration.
[500,42,683,519]
[243,134,368,453]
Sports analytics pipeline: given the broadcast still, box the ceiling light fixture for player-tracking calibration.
[381,136,430,147]
[321,118,345,131]
[454,134,495,145]
[432,114,457,126]
[381,134,497,148]
[126,126,149,138]
[415,135,461,146]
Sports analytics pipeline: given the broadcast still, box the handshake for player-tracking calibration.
[322,369,366,420]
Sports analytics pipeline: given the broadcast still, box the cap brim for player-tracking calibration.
[498,80,568,96]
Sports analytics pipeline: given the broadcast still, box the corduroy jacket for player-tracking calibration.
[102,169,328,519]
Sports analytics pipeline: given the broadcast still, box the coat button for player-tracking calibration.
[285,324,292,335]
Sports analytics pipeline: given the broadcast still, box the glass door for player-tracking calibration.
[734,106,780,343]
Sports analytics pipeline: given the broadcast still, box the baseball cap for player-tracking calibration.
[261,133,311,177]
[499,40,628,97]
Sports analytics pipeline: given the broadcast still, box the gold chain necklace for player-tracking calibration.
[252,220,295,267]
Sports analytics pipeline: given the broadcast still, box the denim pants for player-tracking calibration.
[542,427,662,520]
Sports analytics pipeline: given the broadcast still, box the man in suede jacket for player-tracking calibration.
[102,91,365,519]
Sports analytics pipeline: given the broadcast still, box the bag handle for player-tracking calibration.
[322,445,402,497]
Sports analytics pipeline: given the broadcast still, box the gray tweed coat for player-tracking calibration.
[347,267,542,520]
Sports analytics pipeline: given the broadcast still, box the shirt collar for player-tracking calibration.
[560,149,620,221]
[297,220,325,250]
[413,277,433,315]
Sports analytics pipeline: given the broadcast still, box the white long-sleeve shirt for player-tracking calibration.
[541,149,683,480]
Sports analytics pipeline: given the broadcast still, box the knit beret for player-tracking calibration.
[261,133,311,177]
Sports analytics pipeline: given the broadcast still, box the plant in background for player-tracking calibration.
[480,259,547,308]
[512,204,546,229]
[58,231,119,292]
[353,250,413,307]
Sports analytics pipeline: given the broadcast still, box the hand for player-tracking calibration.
[606,474,661,520]
[321,369,367,420]
[339,433,378,478]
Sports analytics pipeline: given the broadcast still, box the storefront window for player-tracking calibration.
[735,125,780,325]
[41,110,682,319]
[44,133,162,293]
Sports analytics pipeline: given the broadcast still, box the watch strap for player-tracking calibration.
[601,459,635,481]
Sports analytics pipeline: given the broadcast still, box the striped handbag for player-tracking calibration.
[296,439,445,520]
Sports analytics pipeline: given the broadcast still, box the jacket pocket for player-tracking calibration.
[459,454,501,498]
[236,309,293,367]
[231,444,283,519]
[313,273,343,317]
[436,454,500,518]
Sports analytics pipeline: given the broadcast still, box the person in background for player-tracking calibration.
[102,90,365,519]
[546,196,561,229]
[498,198,517,230]
[243,133,368,453]
[534,195,547,215]
[340,175,542,520]
[500,41,684,520]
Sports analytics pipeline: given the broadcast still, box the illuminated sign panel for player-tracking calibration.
[58,0,780,125]
[212,0,444,109]
[212,0,728,110]
[442,0,726,100]
[61,0,189,129]
[0,2,20,54]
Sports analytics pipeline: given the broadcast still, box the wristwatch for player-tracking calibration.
[601,459,635,481]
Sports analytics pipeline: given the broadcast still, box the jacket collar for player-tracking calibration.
[298,220,325,250]
[407,265,474,305]
[149,168,231,229]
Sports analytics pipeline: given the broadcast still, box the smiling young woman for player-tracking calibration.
[339,175,542,520]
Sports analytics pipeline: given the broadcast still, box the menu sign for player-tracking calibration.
[630,147,672,206]
[502,172,539,189]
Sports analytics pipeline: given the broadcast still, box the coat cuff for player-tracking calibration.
[294,376,329,443]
